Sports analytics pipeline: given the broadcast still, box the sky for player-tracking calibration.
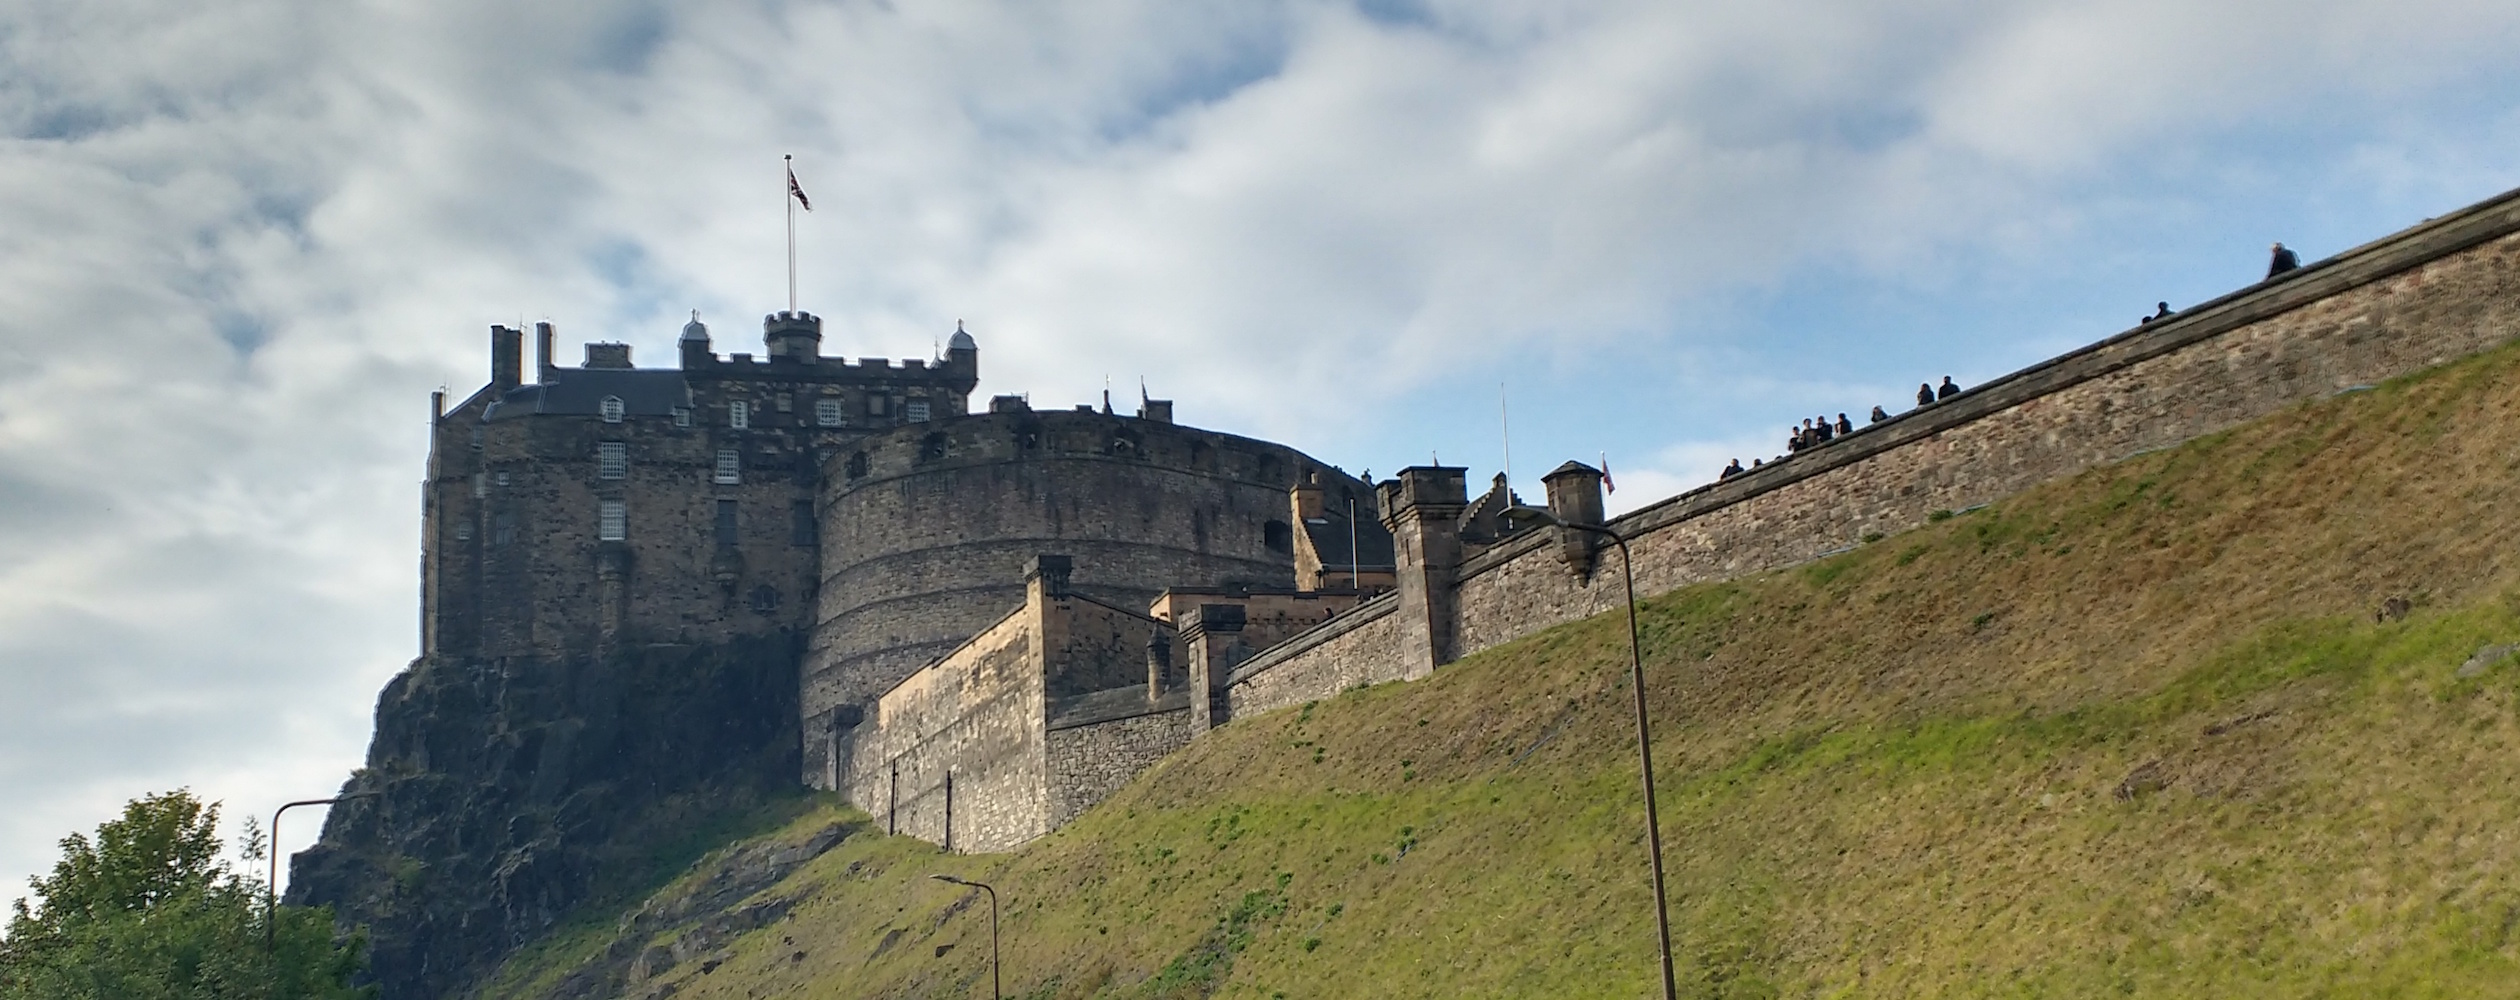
[4,0,2519,904]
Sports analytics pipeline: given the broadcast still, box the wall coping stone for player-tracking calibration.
[1047,688,1192,731]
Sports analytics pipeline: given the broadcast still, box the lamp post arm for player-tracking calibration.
[268,792,378,952]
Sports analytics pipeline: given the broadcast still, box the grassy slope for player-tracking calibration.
[488,341,2520,999]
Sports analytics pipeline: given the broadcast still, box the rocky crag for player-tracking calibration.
[287,635,802,1000]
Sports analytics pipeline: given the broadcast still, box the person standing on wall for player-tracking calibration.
[2268,242,2300,278]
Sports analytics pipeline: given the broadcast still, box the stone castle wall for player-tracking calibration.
[804,409,1372,782]
[1047,708,1194,828]
[1232,185,2520,719]
[842,603,1047,852]
[1223,593,1404,718]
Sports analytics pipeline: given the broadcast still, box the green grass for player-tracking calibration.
[483,341,2520,999]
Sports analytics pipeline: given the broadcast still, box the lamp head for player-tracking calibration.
[1503,504,1561,527]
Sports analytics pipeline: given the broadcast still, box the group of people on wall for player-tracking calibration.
[1716,376,1963,480]
[1710,240,2310,484]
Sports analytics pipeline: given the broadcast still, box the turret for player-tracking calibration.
[764,311,821,364]
[944,321,979,392]
[680,311,713,369]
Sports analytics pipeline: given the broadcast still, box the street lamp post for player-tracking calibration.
[930,874,1000,999]
[1507,505,1676,1000]
[268,792,379,951]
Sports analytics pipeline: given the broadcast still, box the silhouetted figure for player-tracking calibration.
[1918,383,1935,407]
[2153,301,2172,320]
[1752,458,1764,469]
[1787,423,1805,452]
[1834,413,1854,435]
[1869,405,1890,423]
[1937,376,1960,400]
[2268,242,2299,278]
[1720,458,1744,479]
[1814,416,1834,443]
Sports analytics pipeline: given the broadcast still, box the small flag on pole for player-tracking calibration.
[1601,452,1616,494]
[787,163,812,211]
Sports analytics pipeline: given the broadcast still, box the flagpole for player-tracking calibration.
[785,154,797,313]
[1500,382,1512,487]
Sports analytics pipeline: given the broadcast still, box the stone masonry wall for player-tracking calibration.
[842,604,1047,853]
[1226,186,2520,721]
[806,411,1365,758]
[1047,708,1194,828]
[1451,195,2520,656]
[1224,594,1403,719]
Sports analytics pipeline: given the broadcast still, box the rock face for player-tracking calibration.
[287,635,801,1000]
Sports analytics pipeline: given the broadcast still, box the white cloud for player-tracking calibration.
[4,0,2519,901]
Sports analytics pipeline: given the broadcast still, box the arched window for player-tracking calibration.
[599,396,625,423]
[846,451,869,479]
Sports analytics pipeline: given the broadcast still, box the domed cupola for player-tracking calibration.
[679,310,714,370]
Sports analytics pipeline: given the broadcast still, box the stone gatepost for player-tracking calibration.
[1542,460,1607,580]
[1379,466,1468,679]
[1181,603,1247,734]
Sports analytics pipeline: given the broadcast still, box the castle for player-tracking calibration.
[421,181,2520,855]
[420,309,1421,848]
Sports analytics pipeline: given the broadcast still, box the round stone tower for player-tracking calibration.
[800,406,1368,762]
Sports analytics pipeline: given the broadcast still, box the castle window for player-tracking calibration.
[748,584,780,614]
[471,473,487,499]
[714,499,738,547]
[729,401,750,429]
[492,513,516,547]
[919,432,948,461]
[454,521,474,542]
[846,451,868,479]
[494,471,510,487]
[714,448,741,485]
[597,442,626,480]
[905,399,931,423]
[598,500,627,541]
[600,396,625,423]
[672,406,691,428]
[791,500,817,546]
[815,398,843,427]
[1264,519,1293,554]
[469,427,484,451]
[867,394,888,417]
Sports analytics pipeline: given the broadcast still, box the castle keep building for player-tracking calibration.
[420,307,1396,833]
[422,312,979,662]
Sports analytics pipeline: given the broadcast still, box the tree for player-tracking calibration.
[0,790,370,1000]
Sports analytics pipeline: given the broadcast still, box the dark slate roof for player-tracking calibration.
[1302,511,1396,570]
[481,369,693,421]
